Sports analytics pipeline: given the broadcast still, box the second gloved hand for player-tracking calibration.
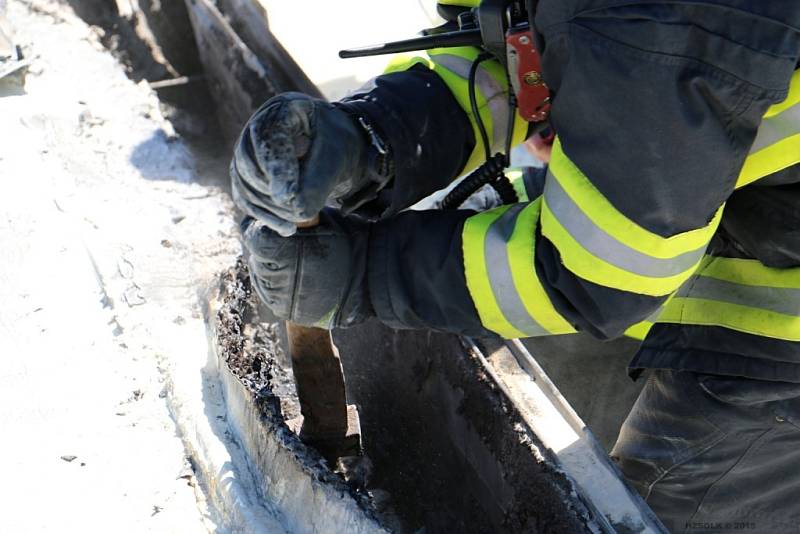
[242,209,373,329]
[231,92,391,237]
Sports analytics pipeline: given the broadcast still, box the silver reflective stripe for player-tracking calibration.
[544,171,708,277]
[677,276,800,316]
[750,102,800,153]
[431,54,510,152]
[484,205,549,336]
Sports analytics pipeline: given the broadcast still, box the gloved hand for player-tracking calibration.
[241,209,373,328]
[231,92,392,237]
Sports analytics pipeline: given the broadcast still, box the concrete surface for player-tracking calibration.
[0,1,272,531]
[522,335,646,451]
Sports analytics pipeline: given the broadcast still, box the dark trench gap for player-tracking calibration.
[66,0,232,191]
[219,262,591,533]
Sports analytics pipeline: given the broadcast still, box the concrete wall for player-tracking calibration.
[521,335,645,451]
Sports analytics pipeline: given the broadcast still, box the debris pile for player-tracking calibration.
[216,260,300,421]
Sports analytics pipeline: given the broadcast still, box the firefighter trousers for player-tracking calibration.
[612,368,800,533]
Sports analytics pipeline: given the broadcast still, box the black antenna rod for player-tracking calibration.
[339,28,483,59]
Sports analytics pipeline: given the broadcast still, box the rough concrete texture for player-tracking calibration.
[212,261,390,534]
[217,262,597,533]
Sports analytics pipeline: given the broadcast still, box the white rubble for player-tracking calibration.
[0,1,283,531]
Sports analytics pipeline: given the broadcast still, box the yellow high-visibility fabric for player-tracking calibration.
[657,257,800,342]
[384,48,528,176]
[541,139,723,296]
[658,300,800,342]
[624,321,653,341]
[462,200,575,338]
[437,0,480,6]
[623,72,800,338]
[462,205,522,338]
[507,202,576,334]
[764,69,800,119]
[736,69,800,188]
[505,169,529,202]
[737,134,800,189]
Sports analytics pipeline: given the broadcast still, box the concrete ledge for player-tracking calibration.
[474,338,667,533]
[209,261,618,532]
[210,262,388,533]
[184,0,278,141]
[184,0,324,143]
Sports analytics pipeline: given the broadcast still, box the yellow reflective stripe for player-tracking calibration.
[484,205,552,335]
[462,201,575,338]
[505,169,529,202]
[430,52,510,151]
[384,49,527,175]
[430,48,527,172]
[737,133,800,188]
[700,257,800,288]
[658,298,800,342]
[657,256,800,341]
[463,205,528,338]
[542,138,722,296]
[622,301,671,340]
[764,69,800,119]
[383,52,491,172]
[543,206,695,295]
[549,139,722,256]
[624,321,653,341]
[507,200,576,334]
[736,69,800,187]
[540,199,708,295]
[438,0,479,6]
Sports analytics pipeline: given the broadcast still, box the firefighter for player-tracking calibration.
[231,1,800,530]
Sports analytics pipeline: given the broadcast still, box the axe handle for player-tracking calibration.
[286,216,349,439]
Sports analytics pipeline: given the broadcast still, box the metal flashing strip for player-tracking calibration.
[465,336,668,533]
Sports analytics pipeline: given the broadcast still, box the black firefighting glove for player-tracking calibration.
[241,209,373,328]
[231,92,392,237]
